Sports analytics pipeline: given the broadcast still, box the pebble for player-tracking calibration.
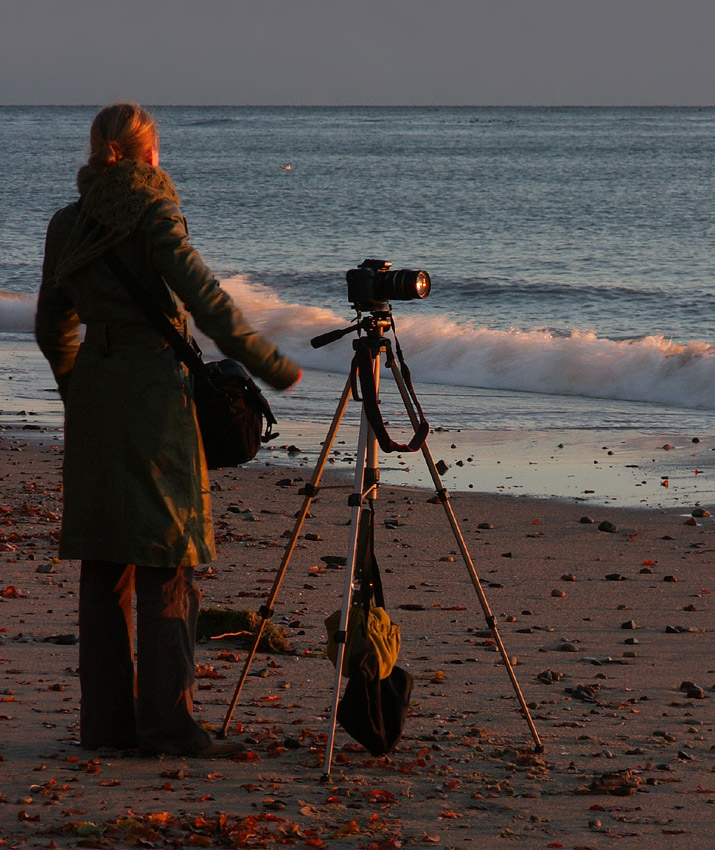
[663,575,678,582]
[624,637,639,645]
[605,573,626,581]
[692,508,710,518]
[653,730,676,740]
[557,641,579,652]
[684,517,698,526]
[537,669,564,683]
[621,620,638,629]
[686,686,706,700]
[579,516,595,524]
[477,522,494,530]
[598,520,619,533]
[551,589,566,598]
[321,555,347,566]
[561,573,576,581]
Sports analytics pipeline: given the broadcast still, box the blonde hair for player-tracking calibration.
[87,103,158,169]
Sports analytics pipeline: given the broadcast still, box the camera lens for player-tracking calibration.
[380,269,431,301]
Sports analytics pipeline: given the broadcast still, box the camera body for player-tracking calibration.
[346,259,431,310]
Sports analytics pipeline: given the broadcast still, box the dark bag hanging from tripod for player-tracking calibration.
[102,249,277,468]
[329,506,414,756]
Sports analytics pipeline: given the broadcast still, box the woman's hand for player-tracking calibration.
[285,369,303,391]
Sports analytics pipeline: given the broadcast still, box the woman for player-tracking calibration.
[36,103,301,757]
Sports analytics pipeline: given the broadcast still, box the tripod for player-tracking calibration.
[220,309,543,778]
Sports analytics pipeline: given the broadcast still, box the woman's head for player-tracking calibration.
[87,103,159,169]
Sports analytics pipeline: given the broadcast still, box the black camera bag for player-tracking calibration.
[193,358,275,468]
[102,249,276,468]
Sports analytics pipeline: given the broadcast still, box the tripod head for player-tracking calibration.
[310,309,392,350]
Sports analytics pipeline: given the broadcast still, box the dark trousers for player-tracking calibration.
[79,561,212,754]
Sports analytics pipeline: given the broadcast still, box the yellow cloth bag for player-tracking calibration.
[325,605,400,680]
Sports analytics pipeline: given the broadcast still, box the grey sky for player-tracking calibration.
[3,0,715,106]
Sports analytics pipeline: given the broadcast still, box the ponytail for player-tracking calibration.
[87,103,158,170]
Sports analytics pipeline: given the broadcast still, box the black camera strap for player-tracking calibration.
[351,334,429,454]
[355,504,385,615]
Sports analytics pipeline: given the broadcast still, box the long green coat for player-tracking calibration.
[36,161,300,569]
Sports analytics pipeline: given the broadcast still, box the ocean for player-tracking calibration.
[1,106,713,507]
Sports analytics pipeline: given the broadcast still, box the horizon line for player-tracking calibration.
[2,103,715,109]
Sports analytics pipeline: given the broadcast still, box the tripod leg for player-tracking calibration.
[219,376,354,737]
[389,362,544,752]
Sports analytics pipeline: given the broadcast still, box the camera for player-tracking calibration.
[346,259,431,310]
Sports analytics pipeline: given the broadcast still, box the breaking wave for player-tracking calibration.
[3,281,713,411]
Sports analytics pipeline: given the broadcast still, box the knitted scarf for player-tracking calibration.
[55,159,181,282]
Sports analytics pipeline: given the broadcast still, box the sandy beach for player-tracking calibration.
[0,431,713,849]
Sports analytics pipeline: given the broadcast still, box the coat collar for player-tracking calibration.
[55,160,181,282]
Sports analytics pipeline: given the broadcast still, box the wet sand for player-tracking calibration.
[0,433,713,849]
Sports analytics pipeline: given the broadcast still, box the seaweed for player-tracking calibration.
[196,607,294,654]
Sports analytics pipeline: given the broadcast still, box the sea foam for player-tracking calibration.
[3,280,713,411]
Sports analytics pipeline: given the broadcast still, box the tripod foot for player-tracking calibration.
[216,730,227,740]
[535,744,546,755]
[320,773,331,784]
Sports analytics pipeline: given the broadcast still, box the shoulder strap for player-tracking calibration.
[102,247,278,436]
[102,248,212,382]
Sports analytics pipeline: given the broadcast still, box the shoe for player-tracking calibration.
[139,738,246,758]
[188,741,246,759]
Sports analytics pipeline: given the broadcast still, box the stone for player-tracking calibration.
[687,686,706,700]
[598,521,618,533]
